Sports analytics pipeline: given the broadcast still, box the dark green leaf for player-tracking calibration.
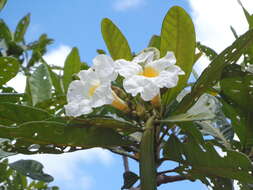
[101,18,132,60]
[238,0,253,29]
[230,26,239,39]
[14,13,30,42]
[0,102,52,125]
[0,57,20,86]
[63,47,81,92]
[148,35,161,50]
[0,121,133,155]
[0,0,7,12]
[163,134,253,184]
[28,64,53,106]
[96,49,106,54]
[121,171,139,189]
[175,29,253,114]
[10,159,53,182]
[160,6,196,105]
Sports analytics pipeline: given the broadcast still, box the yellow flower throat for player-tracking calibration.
[140,66,159,78]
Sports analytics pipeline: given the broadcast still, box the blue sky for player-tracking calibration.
[4,0,253,189]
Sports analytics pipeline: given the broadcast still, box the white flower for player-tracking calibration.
[65,54,128,117]
[65,68,114,117]
[115,51,185,101]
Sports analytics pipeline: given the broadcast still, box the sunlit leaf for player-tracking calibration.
[160,6,196,105]
[0,0,7,12]
[0,19,12,42]
[148,35,161,50]
[63,47,81,92]
[101,18,132,60]
[14,13,30,42]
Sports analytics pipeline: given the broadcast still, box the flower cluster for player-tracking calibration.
[65,50,184,117]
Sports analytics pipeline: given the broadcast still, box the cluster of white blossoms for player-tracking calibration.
[65,50,185,117]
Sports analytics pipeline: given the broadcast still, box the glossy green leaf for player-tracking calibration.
[101,18,132,60]
[163,134,253,184]
[0,0,7,12]
[175,29,253,114]
[148,35,161,50]
[28,64,53,106]
[0,57,20,86]
[14,13,30,42]
[160,6,196,105]
[0,102,52,125]
[0,121,133,155]
[0,19,12,41]
[10,159,53,182]
[63,47,81,92]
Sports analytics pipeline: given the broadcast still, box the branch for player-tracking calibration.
[157,175,188,186]
[122,156,130,172]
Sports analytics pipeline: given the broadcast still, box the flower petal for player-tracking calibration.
[65,100,92,117]
[66,80,88,103]
[147,51,176,72]
[91,83,114,107]
[133,51,154,63]
[78,68,98,82]
[92,54,118,81]
[123,75,159,101]
[115,59,142,78]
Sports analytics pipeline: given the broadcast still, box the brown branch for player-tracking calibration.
[157,175,188,186]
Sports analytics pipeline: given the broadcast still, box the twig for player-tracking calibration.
[122,156,130,172]
[108,148,138,161]
[157,175,188,186]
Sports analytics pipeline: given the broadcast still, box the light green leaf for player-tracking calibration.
[101,18,132,60]
[148,35,161,50]
[28,64,53,106]
[14,13,30,42]
[10,159,53,182]
[160,6,196,105]
[0,0,7,12]
[197,42,217,61]
[0,57,20,86]
[63,47,81,92]
[175,29,253,114]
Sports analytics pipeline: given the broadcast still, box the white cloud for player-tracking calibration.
[189,0,253,73]
[44,45,71,67]
[113,0,145,11]
[9,148,113,190]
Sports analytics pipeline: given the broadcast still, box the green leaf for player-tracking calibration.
[0,57,20,86]
[160,112,214,123]
[0,19,12,41]
[238,0,253,29]
[121,171,139,190]
[70,117,139,133]
[148,35,161,50]
[0,0,7,12]
[101,18,132,60]
[0,102,52,125]
[63,47,81,92]
[160,6,196,105]
[175,29,253,114]
[163,133,253,184]
[0,121,133,154]
[197,42,217,61]
[14,13,30,42]
[28,64,53,106]
[230,26,239,39]
[220,64,253,148]
[9,159,53,182]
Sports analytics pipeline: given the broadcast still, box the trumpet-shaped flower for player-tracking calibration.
[115,51,185,101]
[65,54,127,117]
